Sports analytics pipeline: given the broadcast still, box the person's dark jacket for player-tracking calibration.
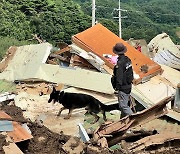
[111,54,133,94]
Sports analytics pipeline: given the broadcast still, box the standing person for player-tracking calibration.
[111,43,134,118]
[135,42,142,52]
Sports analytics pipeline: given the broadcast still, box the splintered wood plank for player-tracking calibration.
[0,46,17,73]
[128,133,180,152]
[54,46,70,55]
[2,132,23,154]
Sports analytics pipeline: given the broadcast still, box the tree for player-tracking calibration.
[0,0,91,44]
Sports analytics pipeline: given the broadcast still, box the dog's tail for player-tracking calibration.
[99,102,120,111]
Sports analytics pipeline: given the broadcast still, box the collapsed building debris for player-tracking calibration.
[0,110,33,143]
[0,47,17,73]
[131,64,180,122]
[72,23,163,84]
[0,105,124,154]
[0,132,23,154]
[1,97,179,154]
[70,44,109,73]
[0,23,179,153]
[47,46,71,66]
[0,93,16,103]
[71,23,180,122]
[148,32,180,70]
[128,133,180,153]
[126,39,152,58]
[0,104,72,154]
[93,96,174,148]
[16,82,50,96]
[0,43,114,94]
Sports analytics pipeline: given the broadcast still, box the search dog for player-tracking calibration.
[48,87,119,123]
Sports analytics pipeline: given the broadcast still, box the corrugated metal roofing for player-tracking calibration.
[72,23,163,84]
[0,120,13,131]
[0,111,33,142]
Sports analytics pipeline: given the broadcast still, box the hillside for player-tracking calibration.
[0,0,91,59]
[74,0,180,43]
[0,0,179,60]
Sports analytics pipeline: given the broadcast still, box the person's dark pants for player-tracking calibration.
[118,91,133,118]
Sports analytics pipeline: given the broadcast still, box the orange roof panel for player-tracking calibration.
[72,23,162,84]
[0,111,33,143]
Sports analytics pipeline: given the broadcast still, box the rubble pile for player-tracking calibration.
[0,104,120,154]
[0,24,179,153]
[0,134,7,154]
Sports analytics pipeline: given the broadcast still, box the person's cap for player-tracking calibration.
[113,43,127,55]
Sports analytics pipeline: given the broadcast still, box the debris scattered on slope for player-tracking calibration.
[0,24,179,154]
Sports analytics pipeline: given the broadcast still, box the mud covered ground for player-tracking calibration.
[0,105,114,154]
[0,105,69,153]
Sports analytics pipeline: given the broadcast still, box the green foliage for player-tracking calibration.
[97,18,119,35]
[74,0,180,43]
[0,0,179,52]
[0,0,90,45]
[0,1,33,40]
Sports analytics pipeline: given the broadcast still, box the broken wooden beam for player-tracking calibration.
[128,133,180,153]
[108,129,157,147]
[93,96,174,147]
[53,46,71,55]
[0,47,17,73]
[1,132,23,154]
[70,54,95,69]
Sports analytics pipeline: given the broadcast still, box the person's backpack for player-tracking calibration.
[124,57,134,84]
[111,75,117,90]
